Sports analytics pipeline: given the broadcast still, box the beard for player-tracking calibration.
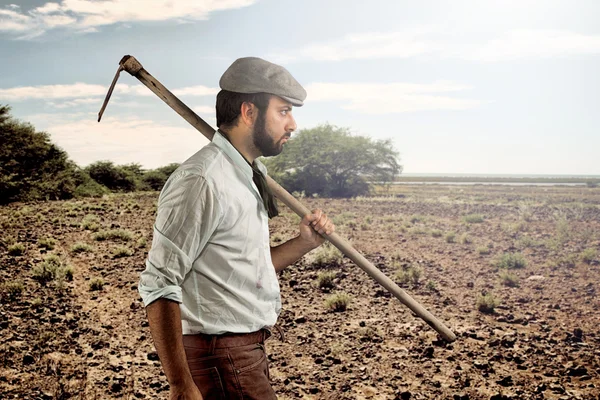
[252,110,288,157]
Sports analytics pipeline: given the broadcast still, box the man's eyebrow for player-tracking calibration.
[280,106,292,111]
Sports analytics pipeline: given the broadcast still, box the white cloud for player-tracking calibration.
[0,0,257,37]
[173,85,219,96]
[467,29,600,62]
[193,105,215,114]
[273,28,600,63]
[306,82,482,114]
[0,82,219,102]
[33,114,211,168]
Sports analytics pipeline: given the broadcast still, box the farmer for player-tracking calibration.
[138,57,335,400]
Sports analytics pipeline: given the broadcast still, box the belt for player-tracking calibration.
[182,329,272,349]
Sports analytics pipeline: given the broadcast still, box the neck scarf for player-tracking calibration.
[218,130,279,219]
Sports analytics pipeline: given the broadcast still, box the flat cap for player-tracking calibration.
[219,57,307,107]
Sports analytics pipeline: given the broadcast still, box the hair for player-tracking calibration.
[216,90,271,129]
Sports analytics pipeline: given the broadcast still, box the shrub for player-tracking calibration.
[92,229,133,242]
[395,264,422,286]
[81,214,101,231]
[1,281,24,300]
[112,245,133,258]
[74,179,110,198]
[445,232,456,243]
[409,215,424,224]
[459,234,472,244]
[136,237,148,248]
[477,246,491,255]
[431,229,442,238]
[426,280,437,291]
[89,278,105,291]
[61,265,75,281]
[499,271,519,287]
[38,237,56,250]
[324,292,352,312]
[85,161,140,192]
[494,253,527,269]
[312,243,343,266]
[32,262,58,285]
[71,242,93,253]
[463,214,484,223]
[581,248,597,264]
[477,293,500,314]
[8,243,25,255]
[316,271,336,290]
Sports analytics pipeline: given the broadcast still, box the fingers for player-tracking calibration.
[303,209,335,236]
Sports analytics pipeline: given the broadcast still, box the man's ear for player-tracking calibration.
[240,102,256,128]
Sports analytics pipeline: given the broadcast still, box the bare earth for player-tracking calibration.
[1,184,599,400]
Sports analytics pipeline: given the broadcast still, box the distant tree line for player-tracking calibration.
[0,105,179,204]
[1,105,402,204]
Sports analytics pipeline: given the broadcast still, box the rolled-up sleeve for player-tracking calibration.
[138,170,222,307]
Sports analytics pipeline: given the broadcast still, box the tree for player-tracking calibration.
[0,105,87,203]
[263,124,402,197]
[85,160,140,192]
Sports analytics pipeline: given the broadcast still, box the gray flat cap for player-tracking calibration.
[219,57,307,107]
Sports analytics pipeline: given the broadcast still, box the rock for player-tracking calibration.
[110,382,123,393]
[496,376,513,387]
[147,351,159,361]
[294,316,307,324]
[22,354,34,365]
[567,365,588,377]
[395,391,411,400]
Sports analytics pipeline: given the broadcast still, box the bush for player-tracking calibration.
[395,263,422,286]
[316,271,336,290]
[142,170,168,191]
[581,248,597,264]
[499,271,519,287]
[445,232,456,243]
[71,242,93,254]
[8,243,25,255]
[89,278,105,291]
[459,234,472,244]
[92,229,133,242]
[477,246,491,255]
[38,237,56,250]
[85,161,140,192]
[324,292,352,312]
[431,229,443,238]
[463,214,484,223]
[112,245,133,258]
[32,261,59,285]
[1,281,24,300]
[74,179,110,198]
[312,243,343,266]
[477,293,500,314]
[81,214,101,231]
[494,253,527,269]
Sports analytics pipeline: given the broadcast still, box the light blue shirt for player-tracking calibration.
[138,131,281,335]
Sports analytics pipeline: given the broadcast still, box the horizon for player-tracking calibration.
[1,0,599,175]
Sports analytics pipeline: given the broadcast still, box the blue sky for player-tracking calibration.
[1,0,599,175]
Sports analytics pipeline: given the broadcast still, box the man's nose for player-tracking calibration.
[286,114,297,133]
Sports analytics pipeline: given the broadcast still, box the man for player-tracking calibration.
[138,57,335,400]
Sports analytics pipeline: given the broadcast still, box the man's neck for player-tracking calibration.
[219,128,260,164]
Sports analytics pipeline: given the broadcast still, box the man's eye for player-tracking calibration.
[280,110,288,116]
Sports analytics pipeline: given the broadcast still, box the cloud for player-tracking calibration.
[0,82,219,102]
[28,114,212,168]
[0,0,257,38]
[193,105,215,114]
[273,29,600,63]
[466,29,600,62]
[306,81,482,114]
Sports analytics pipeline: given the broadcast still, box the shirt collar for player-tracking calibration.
[213,130,268,178]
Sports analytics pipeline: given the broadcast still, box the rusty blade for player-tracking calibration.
[98,64,124,122]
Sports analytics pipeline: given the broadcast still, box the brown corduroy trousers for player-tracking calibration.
[182,329,277,400]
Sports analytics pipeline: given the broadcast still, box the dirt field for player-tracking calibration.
[1,184,599,400]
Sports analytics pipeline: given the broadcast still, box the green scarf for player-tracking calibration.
[218,130,279,219]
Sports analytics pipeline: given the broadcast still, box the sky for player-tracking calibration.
[1,0,599,175]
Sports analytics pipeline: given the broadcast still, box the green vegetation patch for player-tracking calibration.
[463,214,484,223]
[395,263,423,287]
[324,292,352,312]
[8,243,25,256]
[316,271,336,290]
[71,242,94,254]
[112,245,134,258]
[494,252,527,269]
[311,243,343,267]
[89,278,105,291]
[581,248,597,264]
[499,271,519,287]
[92,229,133,242]
[477,293,500,314]
[38,237,57,250]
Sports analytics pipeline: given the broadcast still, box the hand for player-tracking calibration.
[299,209,335,249]
[169,383,203,400]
